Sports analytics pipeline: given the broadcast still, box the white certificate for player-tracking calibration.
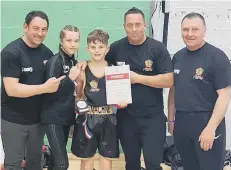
[105,65,132,105]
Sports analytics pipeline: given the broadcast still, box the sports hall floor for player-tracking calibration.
[49,153,171,170]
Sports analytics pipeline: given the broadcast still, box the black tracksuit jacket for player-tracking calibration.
[40,51,77,125]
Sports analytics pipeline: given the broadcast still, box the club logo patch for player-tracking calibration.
[89,80,100,92]
[22,67,33,72]
[143,60,153,71]
[193,67,204,80]
[174,69,180,74]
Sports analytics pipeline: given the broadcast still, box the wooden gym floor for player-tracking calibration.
[49,153,171,170]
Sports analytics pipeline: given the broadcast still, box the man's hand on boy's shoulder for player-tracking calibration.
[77,60,88,71]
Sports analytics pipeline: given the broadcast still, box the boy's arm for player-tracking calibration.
[75,80,83,100]
[75,71,85,100]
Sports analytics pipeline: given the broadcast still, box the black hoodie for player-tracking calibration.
[40,51,77,125]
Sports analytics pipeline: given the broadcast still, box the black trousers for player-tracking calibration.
[44,124,70,170]
[174,112,226,170]
[117,113,166,170]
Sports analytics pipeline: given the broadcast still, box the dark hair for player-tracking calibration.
[59,25,80,59]
[124,7,145,23]
[87,29,109,45]
[181,12,206,27]
[25,10,49,28]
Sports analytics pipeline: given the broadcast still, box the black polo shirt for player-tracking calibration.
[173,42,231,113]
[105,37,173,117]
[1,38,53,125]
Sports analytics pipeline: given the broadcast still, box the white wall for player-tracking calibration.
[167,1,231,60]
[164,0,231,149]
